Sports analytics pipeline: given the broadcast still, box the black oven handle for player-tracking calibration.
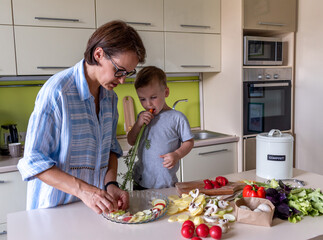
[252,82,290,87]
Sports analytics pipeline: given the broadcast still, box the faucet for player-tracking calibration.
[172,99,188,110]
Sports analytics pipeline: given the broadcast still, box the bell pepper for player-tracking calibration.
[203,179,213,189]
[215,176,229,186]
[243,184,266,198]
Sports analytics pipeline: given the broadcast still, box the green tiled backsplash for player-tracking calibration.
[0,78,200,136]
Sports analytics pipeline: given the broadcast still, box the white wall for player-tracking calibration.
[295,0,323,174]
[203,0,243,171]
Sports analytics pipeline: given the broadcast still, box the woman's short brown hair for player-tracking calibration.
[135,66,167,89]
[84,20,146,65]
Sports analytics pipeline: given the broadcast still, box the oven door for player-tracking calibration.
[243,80,291,135]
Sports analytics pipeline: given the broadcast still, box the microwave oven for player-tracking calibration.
[243,36,283,66]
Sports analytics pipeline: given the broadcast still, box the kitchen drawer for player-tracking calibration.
[164,0,220,34]
[0,171,27,224]
[14,26,94,75]
[12,0,95,28]
[0,25,16,75]
[0,0,12,25]
[137,31,164,70]
[165,32,221,73]
[96,0,163,31]
[181,143,237,182]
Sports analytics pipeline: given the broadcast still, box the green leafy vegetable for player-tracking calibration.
[119,124,146,191]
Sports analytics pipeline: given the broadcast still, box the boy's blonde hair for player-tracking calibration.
[134,66,167,90]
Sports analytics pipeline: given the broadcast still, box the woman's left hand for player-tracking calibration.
[106,185,129,210]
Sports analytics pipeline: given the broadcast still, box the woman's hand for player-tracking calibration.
[78,185,120,215]
[160,152,181,169]
[106,184,129,210]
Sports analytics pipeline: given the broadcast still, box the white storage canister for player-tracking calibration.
[256,129,294,179]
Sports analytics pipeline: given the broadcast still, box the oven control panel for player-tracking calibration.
[243,68,292,82]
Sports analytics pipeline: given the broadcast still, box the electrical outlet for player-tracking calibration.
[19,132,26,142]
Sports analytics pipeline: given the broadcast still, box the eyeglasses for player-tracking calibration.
[106,53,136,78]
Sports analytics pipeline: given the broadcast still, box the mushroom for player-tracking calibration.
[204,201,218,216]
[216,219,230,233]
[218,200,229,209]
[204,215,219,223]
[189,188,199,201]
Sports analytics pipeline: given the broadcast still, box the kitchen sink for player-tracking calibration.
[192,130,229,140]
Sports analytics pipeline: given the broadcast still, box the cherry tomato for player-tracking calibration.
[182,220,195,230]
[181,225,194,239]
[191,237,202,240]
[196,223,209,238]
[209,225,222,240]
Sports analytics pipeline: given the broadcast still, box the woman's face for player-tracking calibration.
[95,49,139,90]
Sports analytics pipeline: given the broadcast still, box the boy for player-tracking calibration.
[127,66,194,190]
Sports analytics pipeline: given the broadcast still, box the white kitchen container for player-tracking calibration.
[256,129,294,179]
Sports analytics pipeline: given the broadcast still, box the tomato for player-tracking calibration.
[196,223,209,238]
[191,237,202,240]
[182,220,195,230]
[181,225,194,239]
[209,225,222,240]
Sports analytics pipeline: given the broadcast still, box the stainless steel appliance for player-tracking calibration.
[243,68,292,135]
[0,124,19,155]
[243,68,292,170]
[244,36,283,66]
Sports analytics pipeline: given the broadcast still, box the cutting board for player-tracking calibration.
[123,96,135,133]
[175,180,245,196]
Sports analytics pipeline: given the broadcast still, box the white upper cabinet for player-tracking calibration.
[244,0,297,32]
[96,0,163,31]
[137,31,164,70]
[12,0,95,28]
[0,25,16,75]
[15,26,94,75]
[0,0,13,24]
[164,0,220,34]
[165,32,220,72]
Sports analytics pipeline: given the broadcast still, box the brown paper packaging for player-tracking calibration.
[235,197,275,227]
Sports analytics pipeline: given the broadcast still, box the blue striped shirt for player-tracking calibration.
[17,59,123,210]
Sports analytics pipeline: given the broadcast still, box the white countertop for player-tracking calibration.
[7,169,323,240]
[0,156,20,173]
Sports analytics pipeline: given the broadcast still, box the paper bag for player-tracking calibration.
[235,197,275,227]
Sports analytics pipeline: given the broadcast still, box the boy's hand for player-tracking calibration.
[160,152,181,169]
[138,110,154,127]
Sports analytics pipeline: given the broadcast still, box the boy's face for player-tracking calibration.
[136,79,169,115]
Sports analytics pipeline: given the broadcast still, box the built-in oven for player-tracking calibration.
[243,68,292,135]
[243,67,292,170]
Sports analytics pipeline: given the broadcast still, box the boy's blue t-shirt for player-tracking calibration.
[133,109,194,188]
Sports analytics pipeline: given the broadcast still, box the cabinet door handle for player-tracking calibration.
[181,65,212,68]
[35,17,80,22]
[180,24,211,29]
[0,231,7,236]
[198,149,228,155]
[0,180,6,183]
[126,21,152,26]
[258,22,286,27]
[37,66,70,69]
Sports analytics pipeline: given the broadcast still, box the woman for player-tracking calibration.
[17,20,146,215]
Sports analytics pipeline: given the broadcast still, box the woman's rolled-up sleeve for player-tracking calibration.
[18,99,61,181]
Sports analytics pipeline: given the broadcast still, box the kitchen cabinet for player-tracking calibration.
[0,26,16,76]
[181,143,237,182]
[165,32,220,72]
[96,0,163,31]
[12,0,95,28]
[137,31,164,70]
[14,26,94,75]
[0,171,27,239]
[164,0,220,34]
[0,0,12,25]
[243,0,297,32]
